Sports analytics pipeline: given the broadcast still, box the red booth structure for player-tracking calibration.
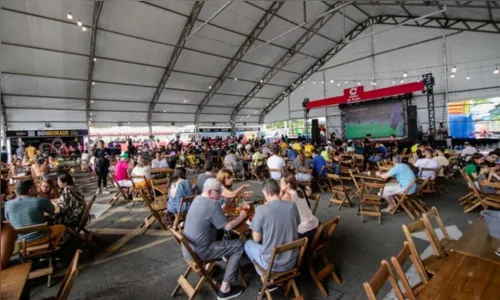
[303,79,430,141]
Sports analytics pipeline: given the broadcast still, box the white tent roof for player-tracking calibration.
[1,0,498,130]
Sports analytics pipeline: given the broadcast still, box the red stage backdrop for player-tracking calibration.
[306,81,425,110]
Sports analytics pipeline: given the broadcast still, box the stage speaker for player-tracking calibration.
[312,119,319,144]
[407,105,418,142]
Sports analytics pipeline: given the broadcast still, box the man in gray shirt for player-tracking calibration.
[245,179,300,274]
[195,162,215,194]
[182,178,248,300]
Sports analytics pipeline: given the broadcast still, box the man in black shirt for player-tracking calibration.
[388,134,398,158]
[93,140,111,195]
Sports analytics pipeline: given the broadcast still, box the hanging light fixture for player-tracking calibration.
[357,81,361,86]
[450,74,455,78]
[403,71,408,78]
[451,66,457,73]
[466,75,470,80]
[373,82,377,86]
[321,81,324,84]
[337,83,340,86]
[260,79,263,83]
[77,19,82,27]
[392,81,396,84]
[400,79,404,84]
[330,79,334,84]
[92,81,95,85]
[344,80,348,84]
[312,81,316,84]
[494,68,499,74]
[67,10,73,20]
[93,58,97,62]
[82,26,87,32]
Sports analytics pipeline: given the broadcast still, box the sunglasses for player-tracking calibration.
[210,188,222,194]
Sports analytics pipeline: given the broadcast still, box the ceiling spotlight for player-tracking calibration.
[91,100,94,103]
[357,81,361,86]
[93,58,97,62]
[128,122,130,124]
[234,77,238,81]
[183,100,187,103]
[92,81,95,85]
[301,86,303,89]
[67,10,73,20]
[209,86,212,89]
[141,117,144,120]
[403,71,408,78]
[90,113,93,116]
[330,79,334,84]
[260,79,263,83]
[282,91,285,94]
[77,20,82,27]
[370,82,373,85]
[344,81,348,84]
[451,66,457,73]
[392,81,396,84]
[312,81,316,84]
[163,110,166,113]
[400,80,404,84]
[450,74,455,78]
[494,68,499,74]
[337,83,340,86]
[466,75,470,80]
[321,81,324,84]
[82,26,87,32]
[255,111,258,113]
[373,82,377,86]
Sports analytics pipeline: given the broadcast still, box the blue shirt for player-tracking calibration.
[312,155,327,177]
[387,163,417,194]
[167,179,193,214]
[287,149,297,161]
[5,196,55,242]
[377,146,387,157]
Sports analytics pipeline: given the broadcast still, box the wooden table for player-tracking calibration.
[222,204,255,237]
[1,261,33,300]
[417,253,500,299]
[353,171,385,181]
[450,219,500,267]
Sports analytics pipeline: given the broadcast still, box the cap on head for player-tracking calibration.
[121,152,129,159]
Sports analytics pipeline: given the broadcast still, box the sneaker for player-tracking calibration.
[96,189,102,195]
[217,286,243,300]
[381,208,391,213]
[102,188,110,195]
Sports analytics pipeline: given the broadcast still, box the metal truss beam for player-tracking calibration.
[147,1,204,129]
[355,1,500,10]
[259,14,500,123]
[85,1,103,127]
[232,1,352,126]
[194,1,285,125]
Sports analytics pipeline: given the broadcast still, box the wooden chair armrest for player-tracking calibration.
[15,222,50,234]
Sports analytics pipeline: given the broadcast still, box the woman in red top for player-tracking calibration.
[114,153,133,199]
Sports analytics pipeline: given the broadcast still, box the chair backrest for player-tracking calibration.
[419,167,438,181]
[348,168,362,189]
[460,168,483,199]
[310,216,340,251]
[363,260,404,300]
[415,178,430,196]
[326,173,346,191]
[402,219,442,267]
[56,249,82,300]
[12,175,32,183]
[16,223,52,256]
[177,195,196,217]
[76,195,97,232]
[263,238,308,286]
[360,182,385,202]
[308,193,320,215]
[398,179,417,199]
[422,207,450,257]
[390,242,429,300]
[170,228,205,267]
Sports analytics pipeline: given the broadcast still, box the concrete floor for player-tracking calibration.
[27,173,479,300]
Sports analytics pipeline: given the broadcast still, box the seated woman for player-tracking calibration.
[280,173,319,239]
[216,169,252,208]
[465,153,484,182]
[38,175,60,199]
[167,167,193,214]
[54,173,87,231]
[131,156,152,188]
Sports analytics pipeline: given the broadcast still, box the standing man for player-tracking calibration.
[93,140,111,195]
[182,178,248,299]
[245,179,300,275]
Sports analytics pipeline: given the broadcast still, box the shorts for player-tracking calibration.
[115,180,133,188]
[379,181,404,197]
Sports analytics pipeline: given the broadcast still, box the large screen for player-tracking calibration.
[344,101,406,138]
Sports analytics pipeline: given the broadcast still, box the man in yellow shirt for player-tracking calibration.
[25,144,37,162]
[292,142,302,152]
[304,142,315,158]
[280,141,288,153]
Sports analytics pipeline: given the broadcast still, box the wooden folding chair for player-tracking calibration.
[173,195,196,231]
[267,167,283,182]
[458,169,483,213]
[151,177,169,202]
[308,193,320,216]
[363,260,404,300]
[12,175,32,183]
[390,242,429,300]
[42,250,83,300]
[422,207,456,256]
[419,168,439,194]
[109,175,132,206]
[130,175,151,209]
[327,174,352,210]
[170,228,219,299]
[254,238,308,300]
[354,154,364,169]
[140,189,168,231]
[308,216,341,297]
[66,195,97,246]
[359,182,385,224]
[478,181,500,210]
[296,169,313,187]
[313,166,330,193]
[409,178,431,214]
[348,168,363,199]
[16,223,56,287]
[249,160,266,181]
[390,180,419,220]
[402,219,445,275]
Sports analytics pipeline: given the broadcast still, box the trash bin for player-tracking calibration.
[481,210,500,239]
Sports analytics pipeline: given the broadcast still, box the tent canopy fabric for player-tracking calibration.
[0,1,496,130]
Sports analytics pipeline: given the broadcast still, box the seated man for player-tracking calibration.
[196,162,216,194]
[377,155,417,212]
[224,149,245,179]
[182,178,247,299]
[460,141,477,162]
[433,147,450,177]
[414,149,440,180]
[4,180,66,248]
[244,179,300,275]
[151,152,167,169]
[312,149,339,175]
[267,148,286,180]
